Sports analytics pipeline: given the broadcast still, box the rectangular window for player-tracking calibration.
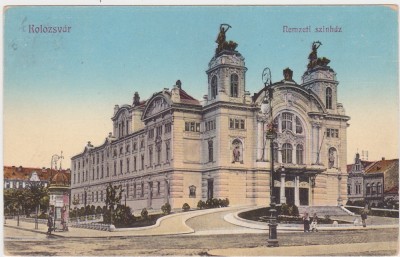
[229,118,245,130]
[165,123,171,134]
[148,129,154,139]
[134,156,137,171]
[156,126,162,136]
[185,121,200,132]
[327,128,339,138]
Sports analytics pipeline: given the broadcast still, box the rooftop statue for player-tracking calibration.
[215,24,238,55]
[307,41,330,69]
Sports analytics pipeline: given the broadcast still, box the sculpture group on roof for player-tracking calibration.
[215,24,238,55]
[307,41,331,69]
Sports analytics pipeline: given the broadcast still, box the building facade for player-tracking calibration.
[347,153,384,205]
[70,31,350,211]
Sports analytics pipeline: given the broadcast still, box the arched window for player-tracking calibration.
[211,76,218,99]
[230,74,239,97]
[282,143,293,164]
[366,183,371,195]
[208,140,214,162]
[326,87,332,109]
[282,112,293,132]
[371,183,376,194]
[232,139,243,163]
[295,117,303,134]
[296,145,304,164]
[377,182,382,195]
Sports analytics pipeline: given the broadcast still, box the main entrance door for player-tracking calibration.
[285,188,295,205]
[300,188,309,206]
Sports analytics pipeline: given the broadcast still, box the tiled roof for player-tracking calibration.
[179,89,201,105]
[385,185,399,194]
[346,160,373,173]
[4,166,70,182]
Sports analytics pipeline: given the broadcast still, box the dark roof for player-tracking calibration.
[179,88,201,105]
[385,185,399,194]
[50,171,70,186]
[346,160,373,173]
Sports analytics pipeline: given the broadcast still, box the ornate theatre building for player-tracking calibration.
[70,27,350,211]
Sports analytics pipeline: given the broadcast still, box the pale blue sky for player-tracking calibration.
[4,5,399,168]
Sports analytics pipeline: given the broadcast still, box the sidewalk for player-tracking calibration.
[4,205,399,238]
[207,241,398,256]
[4,206,245,238]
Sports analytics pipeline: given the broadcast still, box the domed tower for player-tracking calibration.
[205,24,248,105]
[48,171,70,230]
[301,41,343,115]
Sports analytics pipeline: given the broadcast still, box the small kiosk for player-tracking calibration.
[49,171,70,231]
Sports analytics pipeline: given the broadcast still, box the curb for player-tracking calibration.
[224,208,399,231]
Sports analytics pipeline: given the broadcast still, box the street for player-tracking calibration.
[4,226,398,256]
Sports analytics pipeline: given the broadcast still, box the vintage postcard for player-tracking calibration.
[2,4,399,256]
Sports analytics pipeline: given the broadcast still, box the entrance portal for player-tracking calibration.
[300,188,309,206]
[285,188,295,205]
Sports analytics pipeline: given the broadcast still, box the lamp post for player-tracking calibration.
[261,67,279,247]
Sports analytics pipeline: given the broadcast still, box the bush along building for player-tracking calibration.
[70,27,350,211]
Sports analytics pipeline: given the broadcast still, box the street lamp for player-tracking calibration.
[261,67,279,247]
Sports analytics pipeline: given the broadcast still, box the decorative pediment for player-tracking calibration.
[143,95,171,119]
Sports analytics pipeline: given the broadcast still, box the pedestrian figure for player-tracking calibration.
[303,212,310,232]
[310,213,318,232]
[361,211,367,227]
[47,213,53,235]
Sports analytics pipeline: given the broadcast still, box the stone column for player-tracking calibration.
[294,175,300,206]
[280,172,286,204]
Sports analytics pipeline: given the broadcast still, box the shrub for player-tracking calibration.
[224,198,230,207]
[205,199,213,209]
[212,198,220,208]
[113,204,135,227]
[161,203,171,215]
[96,206,103,215]
[182,203,190,212]
[141,208,148,220]
[197,200,206,209]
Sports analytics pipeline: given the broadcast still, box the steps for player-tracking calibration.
[298,206,350,216]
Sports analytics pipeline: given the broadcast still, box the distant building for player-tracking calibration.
[70,28,350,211]
[4,166,70,190]
[347,154,399,206]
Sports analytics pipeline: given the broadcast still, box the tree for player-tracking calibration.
[105,183,124,225]
[25,184,48,216]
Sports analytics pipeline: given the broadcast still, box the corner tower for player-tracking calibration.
[205,24,248,105]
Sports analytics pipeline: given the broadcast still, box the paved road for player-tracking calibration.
[4,226,398,256]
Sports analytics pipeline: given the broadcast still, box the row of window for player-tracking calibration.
[273,112,303,134]
[277,143,304,164]
[73,141,171,185]
[205,120,216,132]
[210,74,240,99]
[348,182,382,195]
[4,181,48,189]
[185,122,201,132]
[74,184,196,204]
